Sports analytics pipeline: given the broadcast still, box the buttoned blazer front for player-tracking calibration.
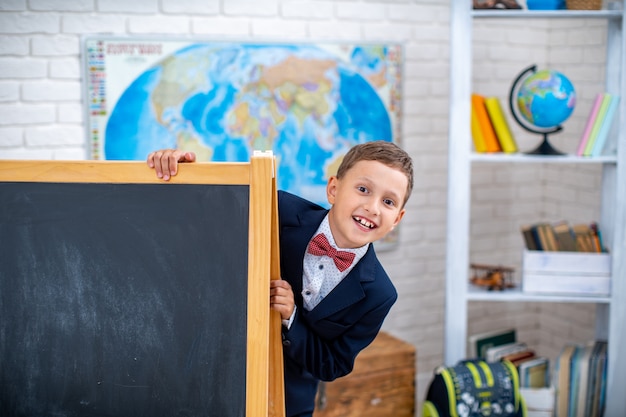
[277,191,398,416]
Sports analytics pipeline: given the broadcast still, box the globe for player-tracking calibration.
[516,69,576,128]
[103,43,395,208]
[509,66,576,155]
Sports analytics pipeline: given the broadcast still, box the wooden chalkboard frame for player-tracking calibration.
[0,154,285,417]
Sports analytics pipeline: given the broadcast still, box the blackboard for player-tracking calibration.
[0,158,283,417]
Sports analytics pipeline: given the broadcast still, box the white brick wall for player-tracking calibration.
[0,2,609,415]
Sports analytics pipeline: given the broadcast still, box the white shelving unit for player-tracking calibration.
[445,3,626,415]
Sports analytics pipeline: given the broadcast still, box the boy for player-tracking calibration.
[147,141,413,417]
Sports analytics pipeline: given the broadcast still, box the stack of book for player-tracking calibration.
[554,341,607,417]
[468,328,549,389]
[576,93,620,157]
[471,93,518,154]
[520,221,606,253]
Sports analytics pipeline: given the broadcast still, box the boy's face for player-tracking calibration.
[326,160,407,249]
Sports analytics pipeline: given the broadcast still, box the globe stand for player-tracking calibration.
[509,64,567,156]
[527,131,564,155]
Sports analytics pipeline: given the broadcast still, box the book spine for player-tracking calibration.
[583,94,612,156]
[576,93,604,157]
[589,222,603,252]
[521,225,539,251]
[590,95,620,157]
[471,94,501,153]
[471,101,488,153]
[484,96,518,153]
[531,225,544,251]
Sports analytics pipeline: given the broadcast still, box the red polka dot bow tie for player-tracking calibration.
[307,233,356,272]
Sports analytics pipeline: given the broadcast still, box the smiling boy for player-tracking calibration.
[147,141,414,417]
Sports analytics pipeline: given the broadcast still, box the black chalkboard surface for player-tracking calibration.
[0,158,284,417]
[0,181,248,416]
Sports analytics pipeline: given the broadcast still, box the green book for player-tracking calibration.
[584,94,612,156]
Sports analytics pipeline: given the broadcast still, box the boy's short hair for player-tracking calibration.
[336,141,414,207]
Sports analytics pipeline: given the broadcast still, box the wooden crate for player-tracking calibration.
[313,332,416,417]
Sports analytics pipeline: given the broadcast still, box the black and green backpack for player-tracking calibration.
[423,359,527,417]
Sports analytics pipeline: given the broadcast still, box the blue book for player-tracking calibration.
[568,345,583,417]
[591,95,620,157]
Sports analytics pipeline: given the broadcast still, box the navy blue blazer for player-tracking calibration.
[277,191,398,417]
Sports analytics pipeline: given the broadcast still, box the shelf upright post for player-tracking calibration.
[444,0,473,366]
[604,1,626,414]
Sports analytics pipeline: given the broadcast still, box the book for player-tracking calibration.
[554,344,578,417]
[542,224,560,252]
[485,341,528,363]
[469,328,516,359]
[569,345,584,417]
[584,341,605,417]
[597,345,608,417]
[552,221,577,252]
[471,100,488,152]
[575,343,595,417]
[589,341,608,417]
[583,94,612,156]
[530,224,545,251]
[519,356,549,388]
[572,224,595,252]
[591,95,620,157]
[471,94,502,153]
[589,222,602,252]
[520,224,539,251]
[501,349,535,367]
[576,93,604,156]
[589,222,605,252]
[533,223,559,252]
[484,96,518,153]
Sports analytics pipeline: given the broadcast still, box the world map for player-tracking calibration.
[86,40,402,208]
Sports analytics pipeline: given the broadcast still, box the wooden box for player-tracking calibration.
[313,332,416,417]
[522,250,611,296]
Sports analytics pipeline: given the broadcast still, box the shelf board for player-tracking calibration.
[466,285,610,303]
[470,153,618,164]
[472,10,623,19]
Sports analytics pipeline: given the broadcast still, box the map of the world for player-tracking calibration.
[86,39,402,208]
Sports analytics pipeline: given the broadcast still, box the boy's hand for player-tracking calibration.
[270,279,295,321]
[146,149,196,180]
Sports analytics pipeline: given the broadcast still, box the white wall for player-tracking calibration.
[0,1,607,415]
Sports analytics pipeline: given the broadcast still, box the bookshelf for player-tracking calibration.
[445,2,625,415]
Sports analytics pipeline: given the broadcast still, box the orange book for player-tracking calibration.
[471,94,501,152]
[470,103,488,152]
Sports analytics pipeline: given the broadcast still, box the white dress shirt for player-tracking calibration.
[282,215,368,328]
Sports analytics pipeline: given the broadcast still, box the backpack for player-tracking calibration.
[423,359,527,417]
